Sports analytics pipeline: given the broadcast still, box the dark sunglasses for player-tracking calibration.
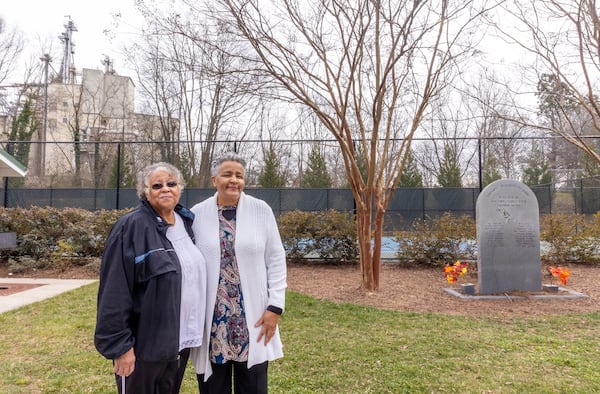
[150,181,178,190]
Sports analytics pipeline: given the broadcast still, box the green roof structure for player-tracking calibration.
[0,148,27,177]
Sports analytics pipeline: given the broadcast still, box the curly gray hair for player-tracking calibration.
[210,152,247,176]
[137,162,185,198]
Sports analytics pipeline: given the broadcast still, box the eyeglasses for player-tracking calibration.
[150,181,178,190]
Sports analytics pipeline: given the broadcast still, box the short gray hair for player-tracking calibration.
[137,162,185,198]
[211,152,246,176]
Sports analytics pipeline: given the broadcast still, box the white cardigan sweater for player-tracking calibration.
[190,192,287,379]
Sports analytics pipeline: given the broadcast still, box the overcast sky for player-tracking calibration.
[1,0,141,82]
[1,1,533,108]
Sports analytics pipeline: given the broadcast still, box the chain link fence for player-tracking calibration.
[2,140,599,230]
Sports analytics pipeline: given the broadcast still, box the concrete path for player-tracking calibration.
[0,278,96,314]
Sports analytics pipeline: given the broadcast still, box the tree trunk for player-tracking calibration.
[372,194,385,289]
[355,185,387,291]
[356,190,384,291]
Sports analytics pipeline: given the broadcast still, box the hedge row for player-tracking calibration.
[0,207,597,273]
[277,209,358,263]
[394,212,600,266]
[0,207,127,273]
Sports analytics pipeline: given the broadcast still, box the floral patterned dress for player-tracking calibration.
[209,205,250,364]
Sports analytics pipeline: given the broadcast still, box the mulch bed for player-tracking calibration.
[0,283,44,296]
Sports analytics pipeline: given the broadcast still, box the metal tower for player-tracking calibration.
[58,17,78,83]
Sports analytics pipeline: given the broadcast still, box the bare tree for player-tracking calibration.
[491,1,600,170]
[464,71,529,184]
[0,18,24,86]
[202,0,491,290]
[38,68,137,187]
[125,29,183,164]
[125,4,261,186]
[416,96,478,188]
[0,18,25,121]
[295,108,340,187]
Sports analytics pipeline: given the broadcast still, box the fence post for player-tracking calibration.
[116,143,122,210]
[579,178,583,214]
[478,138,483,192]
[3,142,12,208]
[2,177,7,208]
[548,184,552,214]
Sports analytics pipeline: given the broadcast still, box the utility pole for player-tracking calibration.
[39,53,52,177]
[101,55,114,74]
[58,16,78,84]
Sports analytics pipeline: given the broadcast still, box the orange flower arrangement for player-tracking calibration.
[549,266,571,286]
[444,260,469,284]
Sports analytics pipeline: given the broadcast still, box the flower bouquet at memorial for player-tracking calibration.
[444,260,475,295]
[542,265,571,293]
[549,266,571,286]
[443,260,468,284]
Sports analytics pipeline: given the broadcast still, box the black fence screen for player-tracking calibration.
[4,184,597,230]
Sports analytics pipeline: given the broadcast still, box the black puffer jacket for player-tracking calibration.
[94,199,195,362]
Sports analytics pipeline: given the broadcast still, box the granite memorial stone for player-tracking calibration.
[476,179,542,294]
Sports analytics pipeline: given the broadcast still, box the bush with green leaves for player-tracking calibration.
[277,210,318,261]
[540,213,600,264]
[2,206,599,272]
[278,209,358,263]
[394,212,477,266]
[0,206,127,272]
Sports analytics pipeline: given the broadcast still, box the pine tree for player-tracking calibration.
[522,145,553,186]
[482,153,502,187]
[8,98,37,166]
[581,153,600,186]
[258,145,285,187]
[437,145,462,187]
[107,154,135,188]
[301,147,331,188]
[397,150,423,187]
[6,98,38,187]
[343,145,368,187]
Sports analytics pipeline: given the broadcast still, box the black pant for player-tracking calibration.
[115,348,190,394]
[197,361,268,394]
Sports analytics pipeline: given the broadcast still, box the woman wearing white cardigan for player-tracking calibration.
[191,153,287,394]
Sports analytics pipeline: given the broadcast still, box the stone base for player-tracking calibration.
[460,283,475,295]
[443,286,588,300]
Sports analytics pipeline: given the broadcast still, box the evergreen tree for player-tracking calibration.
[537,73,578,125]
[482,153,502,187]
[258,145,285,187]
[107,155,135,188]
[8,99,37,165]
[437,145,462,187]
[7,98,38,187]
[397,150,423,187]
[522,145,553,186]
[580,152,600,186]
[536,73,580,176]
[343,145,368,188]
[301,146,331,188]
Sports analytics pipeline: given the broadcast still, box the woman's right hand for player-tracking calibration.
[113,347,136,377]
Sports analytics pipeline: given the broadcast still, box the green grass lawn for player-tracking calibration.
[1,283,599,393]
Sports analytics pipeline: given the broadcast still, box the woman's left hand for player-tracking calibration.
[255,310,280,345]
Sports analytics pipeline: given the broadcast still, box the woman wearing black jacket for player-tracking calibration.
[95,162,206,394]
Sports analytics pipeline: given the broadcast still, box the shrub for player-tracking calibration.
[278,210,319,261]
[312,210,358,262]
[278,210,358,263]
[0,206,129,271]
[394,212,476,266]
[540,213,600,264]
[2,206,598,272]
